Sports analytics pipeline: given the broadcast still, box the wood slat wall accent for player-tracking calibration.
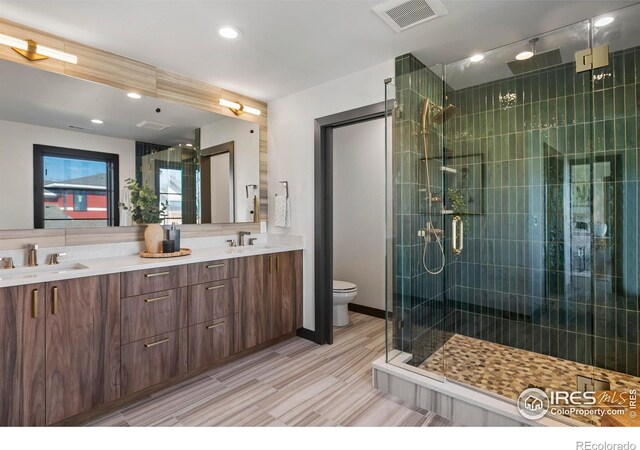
[0,17,270,246]
[0,223,262,250]
[63,42,157,97]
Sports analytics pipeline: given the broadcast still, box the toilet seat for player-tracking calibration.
[333,280,357,293]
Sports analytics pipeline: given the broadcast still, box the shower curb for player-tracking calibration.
[372,354,586,427]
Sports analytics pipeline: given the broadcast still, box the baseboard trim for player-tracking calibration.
[348,303,389,320]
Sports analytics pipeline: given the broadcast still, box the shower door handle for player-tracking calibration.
[452,216,463,255]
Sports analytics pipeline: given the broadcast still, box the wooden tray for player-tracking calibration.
[139,248,192,258]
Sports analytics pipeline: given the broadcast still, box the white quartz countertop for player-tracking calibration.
[0,243,303,289]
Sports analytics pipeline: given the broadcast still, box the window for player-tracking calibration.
[33,145,119,229]
[156,162,183,224]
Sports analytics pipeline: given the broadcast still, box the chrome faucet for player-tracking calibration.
[27,244,38,267]
[238,231,251,246]
[248,238,257,246]
[226,239,236,247]
[48,253,66,265]
[0,257,15,269]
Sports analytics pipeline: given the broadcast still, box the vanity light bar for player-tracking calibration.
[0,33,28,50]
[0,33,78,64]
[219,98,261,116]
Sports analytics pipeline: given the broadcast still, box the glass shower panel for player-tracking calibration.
[441,19,598,407]
[591,4,640,380]
[385,58,447,381]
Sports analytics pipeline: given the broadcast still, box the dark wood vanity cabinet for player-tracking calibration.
[238,250,302,351]
[45,275,121,425]
[0,275,120,426]
[0,283,46,426]
[0,250,302,425]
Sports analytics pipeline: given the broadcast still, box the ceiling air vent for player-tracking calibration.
[373,0,447,33]
[136,120,171,131]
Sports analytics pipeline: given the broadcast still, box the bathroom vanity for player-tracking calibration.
[0,246,302,426]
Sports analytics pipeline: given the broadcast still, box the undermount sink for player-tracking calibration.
[0,263,89,281]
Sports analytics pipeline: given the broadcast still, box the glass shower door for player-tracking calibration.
[441,18,599,408]
[590,4,640,387]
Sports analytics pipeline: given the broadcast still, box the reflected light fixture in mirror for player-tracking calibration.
[218,25,243,40]
[219,98,261,116]
[594,16,614,27]
[515,51,534,60]
[0,33,78,64]
[469,54,484,62]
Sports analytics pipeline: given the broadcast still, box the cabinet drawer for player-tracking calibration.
[188,279,238,326]
[188,315,235,371]
[120,329,187,396]
[187,258,237,285]
[121,288,187,344]
[120,266,184,297]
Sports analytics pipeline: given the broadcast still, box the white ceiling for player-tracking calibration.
[0,1,636,101]
[0,59,225,146]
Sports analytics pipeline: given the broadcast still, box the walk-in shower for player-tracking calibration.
[384,3,640,427]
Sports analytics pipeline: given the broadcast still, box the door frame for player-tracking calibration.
[312,101,389,345]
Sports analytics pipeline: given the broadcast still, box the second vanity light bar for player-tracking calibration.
[219,98,261,116]
[0,33,78,64]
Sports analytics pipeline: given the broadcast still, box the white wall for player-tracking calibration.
[333,118,386,311]
[268,60,394,330]
[0,119,135,230]
[200,117,259,223]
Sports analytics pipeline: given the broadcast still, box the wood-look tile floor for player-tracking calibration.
[88,312,453,427]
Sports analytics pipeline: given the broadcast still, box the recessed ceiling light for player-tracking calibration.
[516,51,534,61]
[595,16,614,27]
[218,25,242,40]
[185,143,193,147]
[470,54,484,62]
[91,119,103,124]
[127,92,142,99]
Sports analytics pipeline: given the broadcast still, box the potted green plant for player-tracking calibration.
[119,178,168,253]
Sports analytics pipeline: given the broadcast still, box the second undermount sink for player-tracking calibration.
[0,263,89,281]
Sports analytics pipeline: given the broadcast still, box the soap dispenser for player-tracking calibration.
[167,223,181,250]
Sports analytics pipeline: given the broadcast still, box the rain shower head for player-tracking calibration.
[507,48,563,74]
[433,104,460,124]
[507,38,562,75]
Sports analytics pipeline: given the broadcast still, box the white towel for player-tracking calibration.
[274,194,291,228]
[119,187,132,226]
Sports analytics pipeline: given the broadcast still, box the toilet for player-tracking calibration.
[333,280,358,327]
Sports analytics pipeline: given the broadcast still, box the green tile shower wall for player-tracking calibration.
[441,46,640,376]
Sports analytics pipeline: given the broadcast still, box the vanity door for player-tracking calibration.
[45,275,120,425]
[0,283,45,426]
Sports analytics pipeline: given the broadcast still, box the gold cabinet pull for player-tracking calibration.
[144,295,170,303]
[206,263,225,269]
[268,256,272,274]
[144,337,170,348]
[145,271,170,278]
[206,284,225,291]
[275,256,280,272]
[205,321,225,330]
[32,289,38,318]
[52,286,58,315]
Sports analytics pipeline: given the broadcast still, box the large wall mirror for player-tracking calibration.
[0,58,261,230]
